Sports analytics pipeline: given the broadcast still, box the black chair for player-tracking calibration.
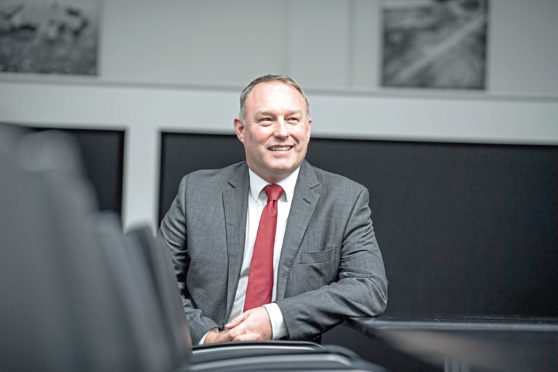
[190,341,387,371]
[125,224,192,370]
[95,213,175,372]
[0,127,80,371]
[191,340,324,365]
[0,129,151,371]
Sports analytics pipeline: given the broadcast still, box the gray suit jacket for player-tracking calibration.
[158,160,387,344]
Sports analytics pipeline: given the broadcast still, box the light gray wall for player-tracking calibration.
[1,0,557,230]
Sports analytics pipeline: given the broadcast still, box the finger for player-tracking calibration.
[231,332,262,342]
[226,323,247,340]
[204,329,231,344]
[225,311,249,329]
[216,331,233,343]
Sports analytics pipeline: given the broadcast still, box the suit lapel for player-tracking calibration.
[277,161,320,299]
[222,164,249,319]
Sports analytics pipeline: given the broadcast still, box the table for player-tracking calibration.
[347,315,558,372]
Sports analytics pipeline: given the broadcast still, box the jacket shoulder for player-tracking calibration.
[308,164,367,194]
[181,161,246,185]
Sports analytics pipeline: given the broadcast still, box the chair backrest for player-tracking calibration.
[125,225,193,369]
[95,213,175,372]
[0,129,137,371]
[0,128,178,371]
[1,127,83,371]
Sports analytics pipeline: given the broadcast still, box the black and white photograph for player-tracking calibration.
[0,0,99,75]
[381,0,489,90]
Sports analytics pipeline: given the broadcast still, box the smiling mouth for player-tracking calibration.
[269,146,293,151]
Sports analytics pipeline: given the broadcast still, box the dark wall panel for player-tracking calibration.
[61,128,125,214]
[158,132,245,221]
[307,138,558,318]
[10,124,125,215]
[159,132,558,319]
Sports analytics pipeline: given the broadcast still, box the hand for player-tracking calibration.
[203,328,233,344]
[225,306,273,342]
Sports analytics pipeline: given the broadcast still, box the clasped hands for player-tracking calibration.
[204,306,272,344]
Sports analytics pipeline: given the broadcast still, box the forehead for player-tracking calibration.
[245,82,307,112]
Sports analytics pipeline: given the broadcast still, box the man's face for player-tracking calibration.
[234,81,312,183]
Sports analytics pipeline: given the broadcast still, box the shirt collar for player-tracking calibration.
[248,167,300,203]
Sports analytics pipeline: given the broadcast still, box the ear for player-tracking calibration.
[234,117,245,143]
[306,116,312,137]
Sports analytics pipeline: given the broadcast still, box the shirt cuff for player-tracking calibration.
[199,332,209,345]
[263,303,288,339]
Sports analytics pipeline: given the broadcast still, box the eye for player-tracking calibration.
[287,117,300,124]
[258,117,272,125]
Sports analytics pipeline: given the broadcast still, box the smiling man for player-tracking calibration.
[159,75,387,345]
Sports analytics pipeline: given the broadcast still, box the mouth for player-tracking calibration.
[269,145,293,151]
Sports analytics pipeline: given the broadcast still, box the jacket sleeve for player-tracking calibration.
[276,186,388,340]
[157,176,219,344]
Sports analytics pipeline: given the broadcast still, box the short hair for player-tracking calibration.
[239,74,310,124]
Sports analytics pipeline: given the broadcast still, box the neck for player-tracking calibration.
[247,167,292,185]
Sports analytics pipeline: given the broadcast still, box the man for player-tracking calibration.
[158,75,387,345]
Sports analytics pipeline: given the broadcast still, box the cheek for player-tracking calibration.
[244,132,262,147]
[247,129,269,145]
[295,130,311,148]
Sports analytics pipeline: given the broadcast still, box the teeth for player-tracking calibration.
[270,146,291,151]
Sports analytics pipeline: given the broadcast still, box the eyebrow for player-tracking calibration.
[254,110,303,117]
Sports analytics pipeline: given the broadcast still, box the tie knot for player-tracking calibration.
[264,184,283,202]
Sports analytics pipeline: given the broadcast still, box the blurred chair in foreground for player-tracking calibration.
[0,128,179,371]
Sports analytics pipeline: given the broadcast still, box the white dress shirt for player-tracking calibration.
[228,167,300,339]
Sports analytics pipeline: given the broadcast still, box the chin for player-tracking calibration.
[269,161,295,171]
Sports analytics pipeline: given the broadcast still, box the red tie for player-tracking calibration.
[244,184,284,311]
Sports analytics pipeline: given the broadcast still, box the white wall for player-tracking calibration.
[1,0,557,230]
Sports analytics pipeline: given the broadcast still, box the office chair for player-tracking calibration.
[1,129,149,371]
[95,213,175,372]
[125,224,192,370]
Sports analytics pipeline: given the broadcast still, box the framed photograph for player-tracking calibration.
[0,0,100,76]
[381,0,489,90]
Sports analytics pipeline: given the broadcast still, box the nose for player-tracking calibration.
[273,119,289,138]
